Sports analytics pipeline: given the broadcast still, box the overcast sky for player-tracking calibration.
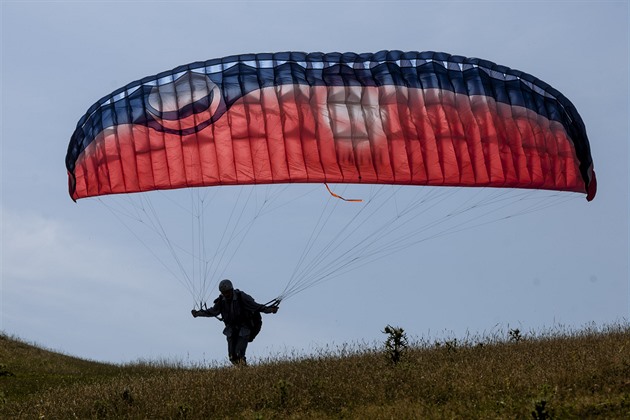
[2,0,628,365]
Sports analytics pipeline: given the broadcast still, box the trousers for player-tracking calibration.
[227,328,249,365]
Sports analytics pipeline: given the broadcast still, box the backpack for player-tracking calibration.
[244,305,263,343]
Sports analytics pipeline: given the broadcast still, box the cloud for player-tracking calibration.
[1,206,179,356]
[2,206,145,292]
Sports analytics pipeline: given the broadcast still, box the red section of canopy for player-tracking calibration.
[70,85,586,200]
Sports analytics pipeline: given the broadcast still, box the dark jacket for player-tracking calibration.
[197,289,273,337]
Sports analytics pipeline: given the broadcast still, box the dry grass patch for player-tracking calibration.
[1,323,629,418]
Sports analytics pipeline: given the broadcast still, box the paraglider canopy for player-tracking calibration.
[66,50,596,203]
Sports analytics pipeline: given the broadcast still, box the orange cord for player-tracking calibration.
[324,184,363,202]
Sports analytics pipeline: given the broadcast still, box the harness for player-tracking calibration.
[213,291,263,342]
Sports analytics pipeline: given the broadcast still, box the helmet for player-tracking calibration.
[219,279,233,293]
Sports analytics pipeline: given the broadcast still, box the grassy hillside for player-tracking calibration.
[1,324,629,419]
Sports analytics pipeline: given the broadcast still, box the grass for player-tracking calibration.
[1,323,629,419]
